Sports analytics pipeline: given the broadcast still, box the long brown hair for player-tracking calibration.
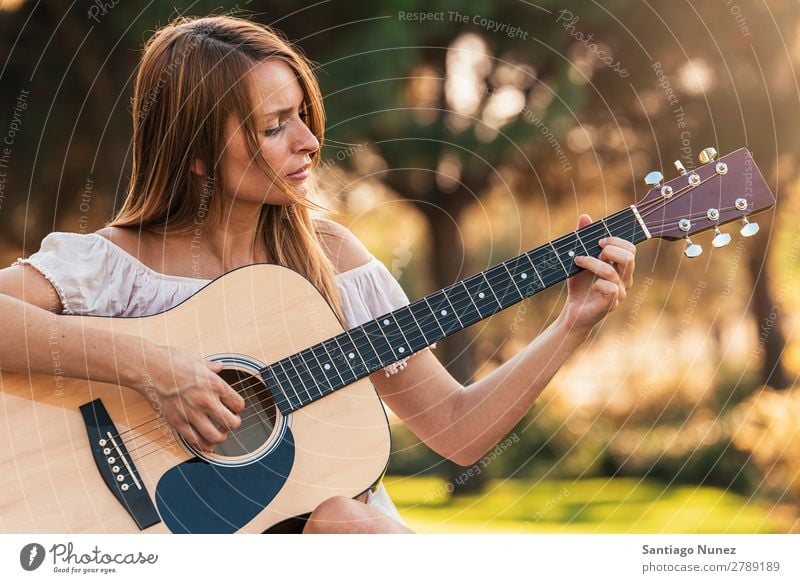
[109,14,344,321]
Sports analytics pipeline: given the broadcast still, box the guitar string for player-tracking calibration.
[231,179,722,415]
[116,195,696,457]
[119,214,645,462]
[116,171,733,457]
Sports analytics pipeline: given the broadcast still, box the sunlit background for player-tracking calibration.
[1,0,798,533]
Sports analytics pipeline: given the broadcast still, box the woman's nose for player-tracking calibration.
[293,117,320,154]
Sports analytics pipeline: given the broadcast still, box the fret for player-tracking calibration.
[451,280,482,326]
[319,338,347,385]
[548,241,570,277]
[525,247,561,288]
[462,274,501,320]
[403,303,434,346]
[298,350,331,395]
[606,210,638,240]
[374,314,404,359]
[575,229,591,256]
[408,298,447,345]
[504,254,542,295]
[386,311,415,356]
[480,271,503,310]
[306,346,337,391]
[422,297,447,336]
[275,359,305,407]
[424,289,462,335]
[262,365,295,415]
[361,318,399,363]
[333,332,369,378]
[499,261,525,304]
[600,217,613,238]
[287,353,321,400]
[347,325,381,372]
[552,231,583,278]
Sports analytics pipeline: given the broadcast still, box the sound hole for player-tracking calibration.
[212,368,277,458]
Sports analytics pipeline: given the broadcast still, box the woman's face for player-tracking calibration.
[219,59,320,206]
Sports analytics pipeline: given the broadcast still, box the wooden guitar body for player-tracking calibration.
[0,264,390,533]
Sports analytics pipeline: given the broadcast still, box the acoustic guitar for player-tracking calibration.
[0,147,775,533]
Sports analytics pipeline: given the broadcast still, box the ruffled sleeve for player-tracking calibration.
[12,232,143,316]
[336,255,436,376]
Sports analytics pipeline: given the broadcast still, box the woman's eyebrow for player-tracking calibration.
[264,107,294,117]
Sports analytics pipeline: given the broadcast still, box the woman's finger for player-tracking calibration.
[598,246,635,287]
[574,255,621,284]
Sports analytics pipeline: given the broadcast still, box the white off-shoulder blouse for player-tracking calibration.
[13,231,428,526]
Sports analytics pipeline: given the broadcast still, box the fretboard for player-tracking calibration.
[261,206,648,414]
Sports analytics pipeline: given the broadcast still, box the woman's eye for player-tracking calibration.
[264,122,286,137]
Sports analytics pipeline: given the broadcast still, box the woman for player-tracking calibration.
[0,15,635,533]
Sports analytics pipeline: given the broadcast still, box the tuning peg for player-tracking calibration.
[644,171,664,187]
[712,227,732,248]
[740,217,760,237]
[684,237,703,258]
[699,147,718,164]
[674,160,688,176]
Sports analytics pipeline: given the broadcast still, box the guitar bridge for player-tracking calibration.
[79,399,160,530]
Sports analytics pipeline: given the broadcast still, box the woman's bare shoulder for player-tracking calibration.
[314,218,371,274]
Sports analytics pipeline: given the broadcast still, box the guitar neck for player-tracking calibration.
[263,206,649,414]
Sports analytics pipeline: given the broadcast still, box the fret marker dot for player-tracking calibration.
[521,273,528,279]
[398,346,406,354]
[348,352,355,359]
[440,309,448,316]
[324,363,330,370]
[568,250,575,258]
[383,319,390,325]
[478,292,485,299]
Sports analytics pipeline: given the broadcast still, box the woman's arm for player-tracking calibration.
[0,264,244,450]
[371,214,636,466]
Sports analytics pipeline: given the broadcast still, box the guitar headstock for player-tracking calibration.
[635,148,776,257]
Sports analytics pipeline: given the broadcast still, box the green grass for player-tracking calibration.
[383,476,787,533]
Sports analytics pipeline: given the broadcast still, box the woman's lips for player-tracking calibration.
[287,165,310,180]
